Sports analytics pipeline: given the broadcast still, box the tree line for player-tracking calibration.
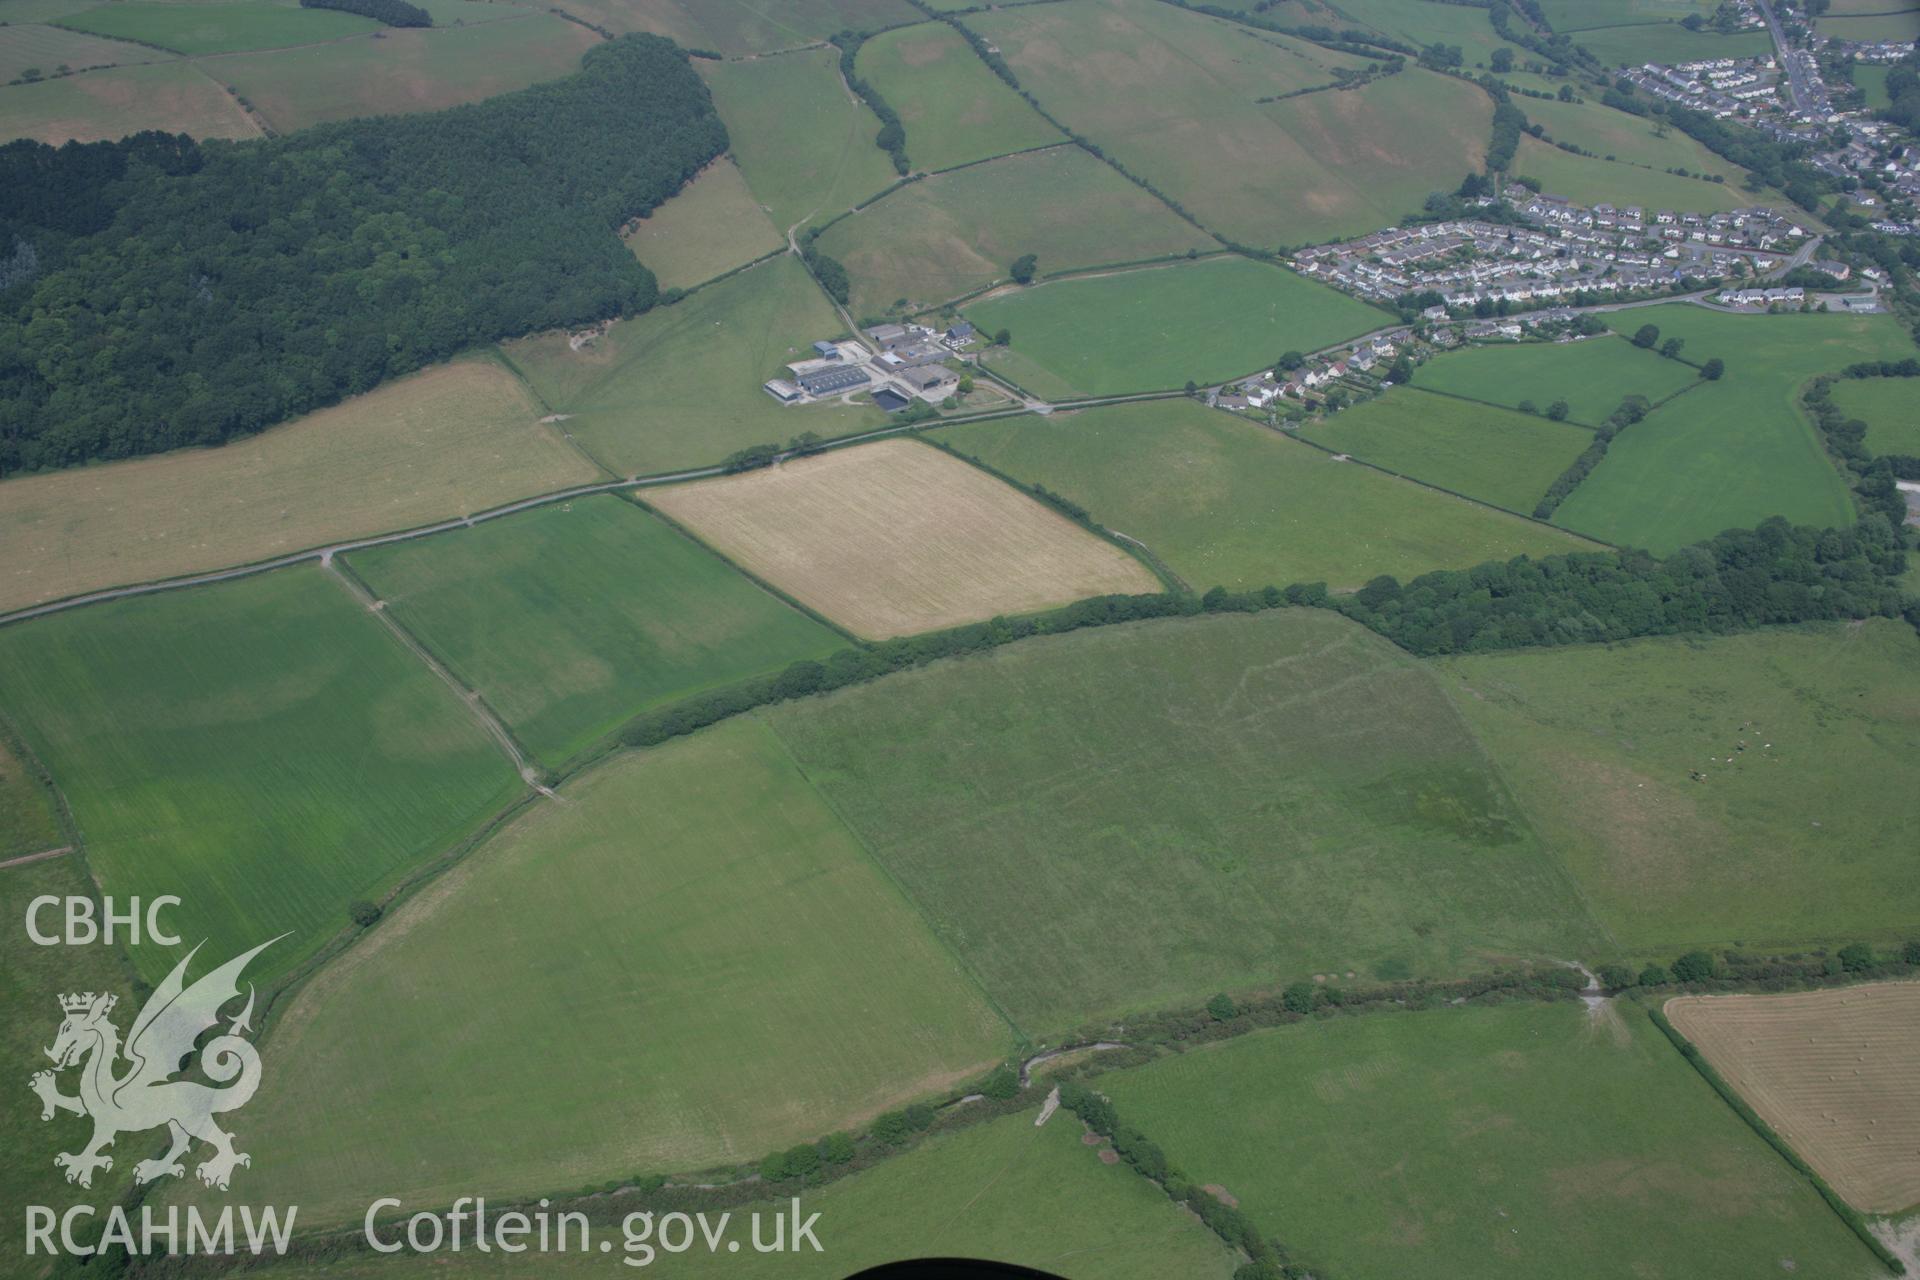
[297,0,431,27]
[0,35,727,475]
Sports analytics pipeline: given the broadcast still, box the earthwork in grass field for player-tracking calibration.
[963,256,1386,397]
[208,1106,1237,1279]
[1552,306,1915,553]
[939,400,1601,593]
[622,157,784,292]
[344,495,845,768]
[0,356,600,618]
[815,145,1215,317]
[1437,621,1920,958]
[768,608,1607,1035]
[1303,388,1595,514]
[647,439,1160,639]
[203,717,1012,1225]
[0,566,526,983]
[856,20,1062,174]
[969,0,1488,245]
[1409,334,1698,428]
[0,728,61,860]
[1666,983,1920,1215]
[1100,1000,1886,1280]
[500,255,882,477]
[702,46,900,235]
[0,58,261,144]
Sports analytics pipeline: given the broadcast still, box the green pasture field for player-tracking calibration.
[1101,1001,1884,1280]
[1855,62,1894,111]
[938,399,1599,592]
[1552,305,1914,553]
[213,1107,1238,1279]
[205,14,596,132]
[563,0,919,49]
[0,566,524,984]
[1411,335,1699,427]
[205,717,1012,1224]
[1317,0,1514,64]
[1516,91,1744,183]
[0,728,60,857]
[1,857,137,1277]
[1513,135,1754,213]
[1818,10,1920,41]
[815,145,1214,316]
[970,0,1491,246]
[1438,620,1920,956]
[0,0,99,22]
[622,157,783,292]
[1830,376,1920,457]
[1303,387,1594,514]
[962,257,1385,397]
[856,20,1062,174]
[501,255,881,477]
[0,22,153,83]
[1568,22,1772,65]
[56,2,375,56]
[0,57,260,144]
[769,608,1606,1036]
[702,45,900,235]
[345,495,844,768]
[1538,0,1712,30]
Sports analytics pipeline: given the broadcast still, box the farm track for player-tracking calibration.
[0,845,73,871]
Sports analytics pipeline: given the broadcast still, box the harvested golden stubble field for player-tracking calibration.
[646,439,1160,639]
[1666,982,1920,1214]
[0,359,601,615]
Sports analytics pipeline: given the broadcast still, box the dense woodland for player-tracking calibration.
[297,0,432,27]
[0,35,726,474]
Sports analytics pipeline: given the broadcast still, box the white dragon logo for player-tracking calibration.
[30,937,280,1192]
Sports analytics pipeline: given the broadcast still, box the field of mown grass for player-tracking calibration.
[56,2,376,55]
[1410,335,1699,428]
[648,440,1159,640]
[0,566,526,984]
[501,255,881,477]
[963,257,1385,397]
[769,609,1607,1035]
[1552,306,1915,553]
[1855,62,1894,111]
[1304,388,1594,514]
[857,20,1061,174]
[973,0,1488,246]
[1817,10,1920,41]
[204,717,1013,1225]
[0,857,136,1275]
[204,14,596,132]
[0,22,154,84]
[1830,376,1920,457]
[939,400,1601,592]
[622,157,783,292]
[0,729,61,858]
[1437,620,1920,958]
[0,357,599,617]
[1538,0,1713,31]
[0,57,261,144]
[345,495,845,768]
[1101,1001,1885,1280]
[1512,135,1755,214]
[1668,983,1920,1215]
[702,46,900,235]
[816,145,1213,317]
[217,1107,1238,1279]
